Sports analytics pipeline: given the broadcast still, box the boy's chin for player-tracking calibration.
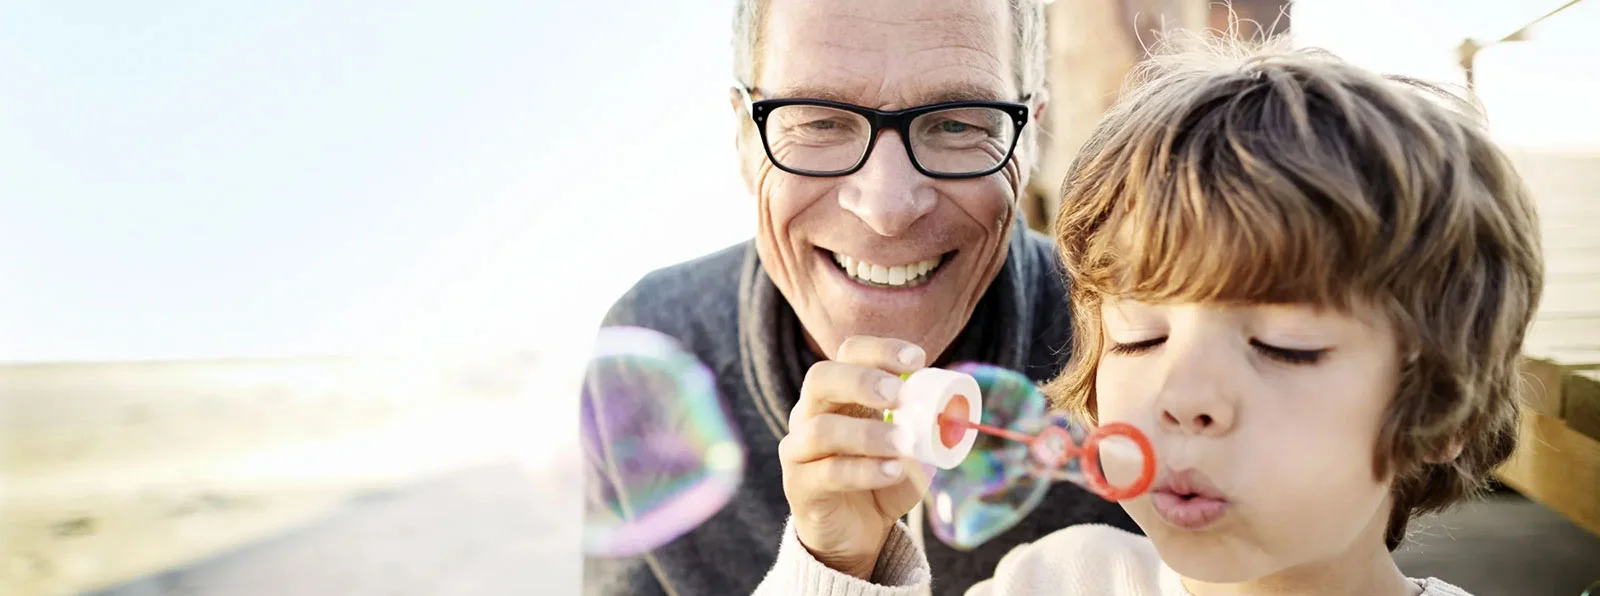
[1141,523,1278,584]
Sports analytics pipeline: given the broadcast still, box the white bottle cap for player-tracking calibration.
[889,368,982,469]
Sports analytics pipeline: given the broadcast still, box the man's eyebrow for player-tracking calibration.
[917,82,1013,105]
[766,86,860,104]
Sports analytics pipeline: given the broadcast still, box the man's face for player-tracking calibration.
[735,0,1034,361]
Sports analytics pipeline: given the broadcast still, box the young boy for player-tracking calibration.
[756,36,1544,596]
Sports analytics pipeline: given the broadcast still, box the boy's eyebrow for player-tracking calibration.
[1099,299,1149,325]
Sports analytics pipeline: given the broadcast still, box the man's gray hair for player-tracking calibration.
[732,0,1048,99]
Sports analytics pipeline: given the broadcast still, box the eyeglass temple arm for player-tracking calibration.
[734,83,757,111]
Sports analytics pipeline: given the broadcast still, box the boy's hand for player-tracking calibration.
[779,335,935,580]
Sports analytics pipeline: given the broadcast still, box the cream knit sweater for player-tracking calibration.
[753,518,1473,596]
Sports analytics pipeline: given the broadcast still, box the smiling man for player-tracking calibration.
[582,1,1138,594]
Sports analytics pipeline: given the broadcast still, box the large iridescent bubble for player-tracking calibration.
[923,362,1154,551]
[580,326,745,557]
[924,362,1053,550]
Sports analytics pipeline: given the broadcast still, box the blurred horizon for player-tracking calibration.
[1,0,1596,366]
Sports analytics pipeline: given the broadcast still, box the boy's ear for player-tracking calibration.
[1425,436,1466,464]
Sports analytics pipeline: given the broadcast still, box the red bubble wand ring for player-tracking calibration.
[937,412,1157,501]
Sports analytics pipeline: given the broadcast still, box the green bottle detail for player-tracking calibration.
[883,372,913,423]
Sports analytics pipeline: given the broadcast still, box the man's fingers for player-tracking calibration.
[836,336,926,372]
[788,335,928,431]
[791,360,902,427]
[780,414,911,464]
[787,456,911,494]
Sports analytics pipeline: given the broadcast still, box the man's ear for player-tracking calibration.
[728,86,760,196]
[1030,88,1050,126]
[1016,88,1050,191]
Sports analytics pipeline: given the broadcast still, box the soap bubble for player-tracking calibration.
[923,362,1155,550]
[925,362,1053,550]
[1023,412,1089,478]
[580,326,745,558]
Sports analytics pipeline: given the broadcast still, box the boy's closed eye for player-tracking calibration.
[1104,336,1329,365]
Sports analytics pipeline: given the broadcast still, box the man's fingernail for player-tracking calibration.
[877,376,902,404]
[881,460,903,477]
[888,428,914,456]
[899,346,924,366]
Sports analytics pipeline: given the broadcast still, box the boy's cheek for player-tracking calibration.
[1093,366,1154,426]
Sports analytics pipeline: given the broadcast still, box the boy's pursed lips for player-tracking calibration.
[1150,468,1230,530]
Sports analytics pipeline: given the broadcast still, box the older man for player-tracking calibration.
[582,0,1137,594]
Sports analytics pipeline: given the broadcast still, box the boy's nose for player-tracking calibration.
[1153,348,1238,438]
[1159,398,1234,436]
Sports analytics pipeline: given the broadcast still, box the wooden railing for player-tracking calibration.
[1501,149,1600,539]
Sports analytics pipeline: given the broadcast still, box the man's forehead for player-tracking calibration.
[767,81,1011,106]
[759,0,1015,106]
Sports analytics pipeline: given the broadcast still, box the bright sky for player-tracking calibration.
[1292,0,1600,151]
[0,1,751,363]
[0,0,1594,364]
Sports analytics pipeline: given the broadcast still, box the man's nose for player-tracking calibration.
[837,132,936,237]
[1152,343,1239,438]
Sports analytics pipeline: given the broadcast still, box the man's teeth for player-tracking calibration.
[831,253,942,287]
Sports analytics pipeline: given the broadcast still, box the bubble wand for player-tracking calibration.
[885,368,1157,502]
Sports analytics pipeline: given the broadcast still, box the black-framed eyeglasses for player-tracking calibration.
[738,86,1030,180]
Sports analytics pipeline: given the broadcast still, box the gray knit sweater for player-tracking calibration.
[580,225,1139,596]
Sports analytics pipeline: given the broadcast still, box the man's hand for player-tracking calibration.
[779,335,935,580]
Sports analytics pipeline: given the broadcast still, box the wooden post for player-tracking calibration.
[1207,0,1292,38]
[1024,0,1291,233]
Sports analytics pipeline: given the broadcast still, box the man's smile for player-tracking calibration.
[819,248,954,289]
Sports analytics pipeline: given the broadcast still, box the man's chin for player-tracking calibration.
[805,314,959,362]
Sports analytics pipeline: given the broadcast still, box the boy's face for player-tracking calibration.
[1095,298,1402,584]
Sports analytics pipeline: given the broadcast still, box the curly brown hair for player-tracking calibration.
[1042,34,1545,550]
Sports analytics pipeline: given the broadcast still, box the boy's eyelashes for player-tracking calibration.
[1249,339,1328,365]
[1104,336,1329,365]
[1105,337,1164,355]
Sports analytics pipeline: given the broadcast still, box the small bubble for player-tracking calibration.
[923,363,1155,550]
